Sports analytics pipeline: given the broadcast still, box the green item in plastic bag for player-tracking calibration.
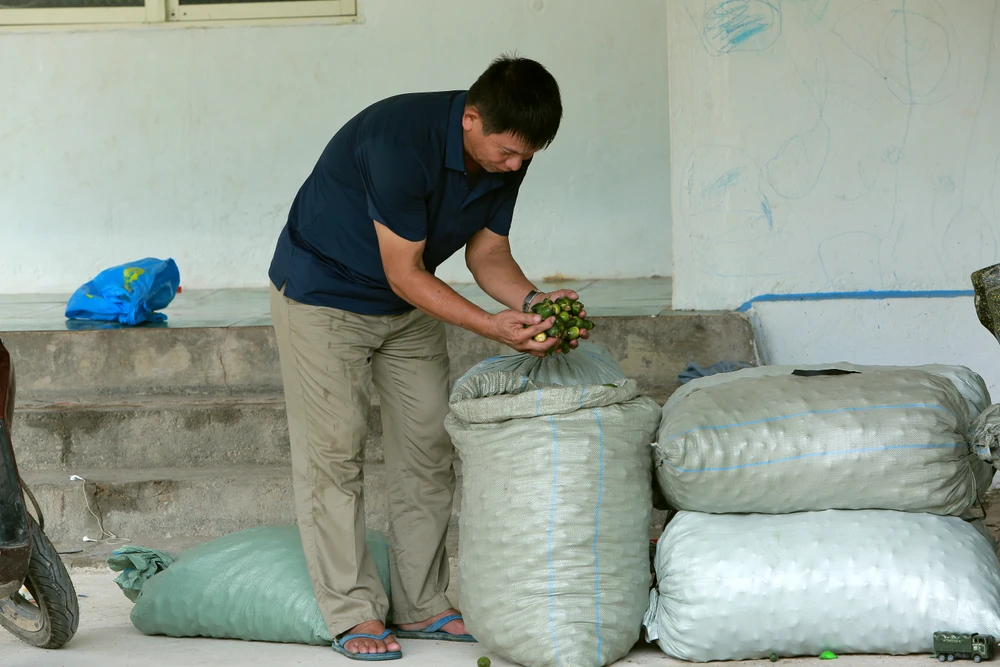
[819,650,838,660]
[114,525,391,645]
[108,545,175,602]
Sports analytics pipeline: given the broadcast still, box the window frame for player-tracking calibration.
[166,0,352,23]
[0,5,146,26]
[0,0,355,27]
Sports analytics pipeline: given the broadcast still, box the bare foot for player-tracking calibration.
[397,608,467,636]
[339,620,400,655]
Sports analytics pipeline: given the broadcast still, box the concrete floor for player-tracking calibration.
[0,567,945,667]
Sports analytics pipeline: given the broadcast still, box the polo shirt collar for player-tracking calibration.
[446,92,468,173]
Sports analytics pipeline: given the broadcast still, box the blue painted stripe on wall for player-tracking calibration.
[735,289,974,313]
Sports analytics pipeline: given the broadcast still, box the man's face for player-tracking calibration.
[462,108,536,173]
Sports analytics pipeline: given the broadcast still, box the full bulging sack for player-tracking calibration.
[654,364,995,515]
[644,510,1000,662]
[111,525,392,645]
[446,344,661,667]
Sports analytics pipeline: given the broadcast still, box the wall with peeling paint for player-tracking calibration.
[667,0,1000,310]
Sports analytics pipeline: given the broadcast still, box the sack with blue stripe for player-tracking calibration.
[653,362,996,516]
[643,510,1000,662]
[445,342,661,667]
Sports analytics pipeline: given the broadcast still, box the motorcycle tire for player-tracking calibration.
[0,514,79,648]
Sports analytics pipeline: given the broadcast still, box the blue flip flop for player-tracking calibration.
[393,614,476,642]
[331,630,402,661]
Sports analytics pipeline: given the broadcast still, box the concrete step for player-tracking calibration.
[22,463,462,558]
[7,326,281,400]
[4,300,748,566]
[12,395,384,470]
[24,463,668,569]
[7,312,756,473]
[23,465,299,544]
[3,313,756,405]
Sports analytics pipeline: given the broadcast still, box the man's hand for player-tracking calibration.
[486,311,559,357]
[373,222,590,355]
[531,289,591,350]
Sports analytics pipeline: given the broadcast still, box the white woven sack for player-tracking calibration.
[654,365,994,515]
[644,510,1000,662]
[446,347,661,667]
[664,362,991,420]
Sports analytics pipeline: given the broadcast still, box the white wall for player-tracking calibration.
[668,0,1000,309]
[666,0,1000,396]
[751,297,1000,398]
[0,0,670,294]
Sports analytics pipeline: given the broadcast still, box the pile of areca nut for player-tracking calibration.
[524,296,594,355]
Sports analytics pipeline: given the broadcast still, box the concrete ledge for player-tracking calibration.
[22,464,461,552]
[24,465,301,545]
[4,312,756,405]
[9,310,757,472]
[5,301,746,568]
[24,464,665,569]
[5,326,281,399]
[13,396,384,470]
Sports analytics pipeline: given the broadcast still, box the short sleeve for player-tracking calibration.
[356,138,429,242]
[486,159,531,237]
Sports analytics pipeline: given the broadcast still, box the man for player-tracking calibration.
[268,55,586,661]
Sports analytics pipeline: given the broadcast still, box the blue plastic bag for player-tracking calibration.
[65,258,180,326]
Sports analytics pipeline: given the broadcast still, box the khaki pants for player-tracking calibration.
[269,283,455,638]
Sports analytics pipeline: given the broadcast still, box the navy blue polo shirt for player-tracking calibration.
[268,91,530,315]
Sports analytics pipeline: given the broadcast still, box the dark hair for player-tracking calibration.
[467,54,562,150]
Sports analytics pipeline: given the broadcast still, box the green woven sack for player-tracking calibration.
[111,525,391,646]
